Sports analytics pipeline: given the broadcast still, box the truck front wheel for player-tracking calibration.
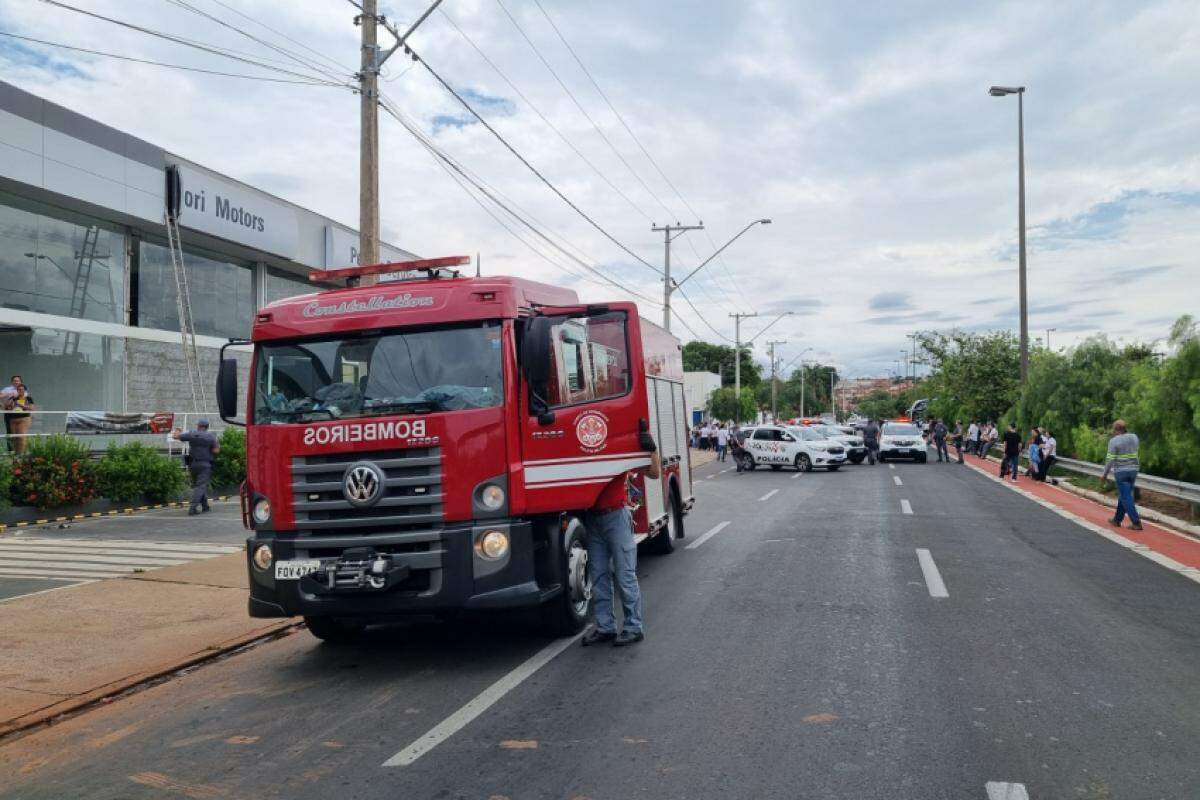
[304,616,366,645]
[540,520,591,636]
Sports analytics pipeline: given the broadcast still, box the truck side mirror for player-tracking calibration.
[522,316,555,425]
[216,358,239,424]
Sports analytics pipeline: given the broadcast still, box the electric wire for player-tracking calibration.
[0,31,340,85]
[199,0,355,76]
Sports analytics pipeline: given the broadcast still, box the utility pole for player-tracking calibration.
[729,312,758,410]
[652,222,704,331]
[989,85,1029,382]
[830,369,836,419]
[767,340,786,421]
[906,332,919,382]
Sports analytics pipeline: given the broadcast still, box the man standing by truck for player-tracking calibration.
[582,420,661,648]
[172,419,220,515]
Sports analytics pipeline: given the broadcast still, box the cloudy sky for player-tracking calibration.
[2,0,1197,376]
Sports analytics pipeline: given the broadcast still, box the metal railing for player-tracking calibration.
[1051,456,1200,506]
[2,410,226,456]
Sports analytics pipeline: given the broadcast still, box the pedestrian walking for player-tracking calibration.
[952,420,965,464]
[2,376,35,454]
[1038,429,1058,481]
[172,419,220,515]
[582,419,661,647]
[716,424,730,462]
[933,419,949,462]
[862,418,881,465]
[1001,422,1021,481]
[1101,419,1142,531]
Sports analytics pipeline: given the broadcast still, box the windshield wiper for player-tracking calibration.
[268,408,336,421]
[361,400,440,415]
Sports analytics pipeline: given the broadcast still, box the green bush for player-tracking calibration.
[211,427,246,489]
[11,434,97,510]
[0,456,12,513]
[97,442,188,504]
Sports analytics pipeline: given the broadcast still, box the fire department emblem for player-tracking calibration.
[575,411,609,453]
[342,462,384,507]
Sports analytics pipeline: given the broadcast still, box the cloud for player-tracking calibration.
[1106,264,1175,282]
[0,38,88,79]
[868,291,913,311]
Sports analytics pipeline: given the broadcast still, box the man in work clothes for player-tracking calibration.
[172,419,220,515]
[862,418,881,465]
[582,420,661,648]
[1102,419,1142,531]
[1001,423,1021,481]
[932,419,949,463]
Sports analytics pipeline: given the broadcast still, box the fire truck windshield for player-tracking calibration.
[253,321,504,423]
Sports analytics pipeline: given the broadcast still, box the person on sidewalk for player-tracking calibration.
[1001,422,1021,481]
[952,420,966,464]
[932,419,949,462]
[172,419,220,515]
[967,420,980,455]
[1101,419,1143,531]
[1026,427,1043,480]
[716,423,730,462]
[862,418,881,465]
[1038,429,1058,482]
[582,419,661,647]
[2,376,34,454]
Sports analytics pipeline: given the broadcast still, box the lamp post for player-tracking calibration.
[657,218,770,332]
[767,340,787,421]
[989,84,1028,382]
[731,311,794,413]
[1046,327,1056,351]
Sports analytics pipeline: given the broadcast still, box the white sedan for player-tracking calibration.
[878,422,928,463]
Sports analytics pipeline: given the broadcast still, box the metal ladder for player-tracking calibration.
[63,225,110,354]
[165,212,208,413]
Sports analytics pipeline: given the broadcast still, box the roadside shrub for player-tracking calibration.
[11,434,97,510]
[211,427,246,489]
[97,442,188,504]
[0,456,12,513]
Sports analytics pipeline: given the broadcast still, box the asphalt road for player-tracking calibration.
[0,502,245,601]
[1,456,1198,799]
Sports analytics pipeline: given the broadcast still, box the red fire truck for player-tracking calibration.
[216,256,694,642]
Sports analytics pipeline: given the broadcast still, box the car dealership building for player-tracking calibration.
[0,80,413,432]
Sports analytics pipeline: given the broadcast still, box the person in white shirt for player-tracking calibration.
[716,424,730,462]
[1038,429,1058,481]
[967,421,980,455]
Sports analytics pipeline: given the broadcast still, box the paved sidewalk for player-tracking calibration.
[961,451,1200,576]
[0,551,295,737]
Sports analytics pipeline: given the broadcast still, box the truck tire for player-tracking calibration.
[651,487,685,555]
[304,616,366,645]
[541,519,591,636]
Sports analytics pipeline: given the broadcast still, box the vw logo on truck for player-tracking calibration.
[342,462,384,507]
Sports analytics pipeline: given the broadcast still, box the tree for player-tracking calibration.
[682,340,762,387]
[917,331,1020,423]
[708,386,758,423]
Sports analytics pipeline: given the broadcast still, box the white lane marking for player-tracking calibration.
[888,464,895,470]
[0,566,123,579]
[383,633,583,767]
[686,521,731,550]
[758,489,779,502]
[791,472,803,479]
[893,476,903,486]
[986,782,1030,800]
[0,538,240,554]
[0,553,189,566]
[901,499,913,515]
[916,548,949,598]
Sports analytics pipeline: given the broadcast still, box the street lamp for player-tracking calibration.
[659,218,771,332]
[989,84,1029,382]
[730,310,793,406]
[1046,327,1057,351]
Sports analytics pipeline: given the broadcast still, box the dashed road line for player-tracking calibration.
[888,464,895,470]
[985,782,1030,800]
[916,548,949,598]
[758,489,779,502]
[383,632,583,767]
[686,521,731,550]
[790,472,803,479]
[900,499,913,515]
[893,475,903,486]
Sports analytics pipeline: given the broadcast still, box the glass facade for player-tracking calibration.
[0,326,124,418]
[264,267,316,306]
[137,240,255,338]
[0,190,125,323]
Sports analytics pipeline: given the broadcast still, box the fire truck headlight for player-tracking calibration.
[480,484,506,511]
[252,543,273,571]
[252,497,272,525]
[477,529,510,560]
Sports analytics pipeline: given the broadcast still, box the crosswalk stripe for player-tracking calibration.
[0,537,241,584]
[0,539,239,554]
[0,560,155,574]
[0,554,190,567]
[0,567,123,579]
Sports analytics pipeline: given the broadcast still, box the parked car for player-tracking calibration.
[878,422,927,463]
[737,425,847,472]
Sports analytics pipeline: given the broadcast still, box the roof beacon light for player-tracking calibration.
[309,255,472,285]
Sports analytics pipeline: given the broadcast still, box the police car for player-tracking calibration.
[738,424,847,472]
[812,424,867,464]
[878,421,928,463]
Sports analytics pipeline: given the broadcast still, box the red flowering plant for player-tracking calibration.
[11,434,97,510]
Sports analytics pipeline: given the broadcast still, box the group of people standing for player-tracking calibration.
[690,422,731,462]
[995,423,1057,482]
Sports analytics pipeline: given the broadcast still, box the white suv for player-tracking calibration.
[738,425,846,472]
[879,422,927,463]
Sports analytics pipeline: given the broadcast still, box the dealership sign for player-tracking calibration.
[168,163,299,258]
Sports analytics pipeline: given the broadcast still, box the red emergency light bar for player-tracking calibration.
[308,255,472,283]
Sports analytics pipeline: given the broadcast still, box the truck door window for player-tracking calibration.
[546,311,629,408]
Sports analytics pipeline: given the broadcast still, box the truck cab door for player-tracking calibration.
[518,305,650,517]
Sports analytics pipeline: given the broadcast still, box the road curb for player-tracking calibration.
[0,496,237,535]
[0,619,300,741]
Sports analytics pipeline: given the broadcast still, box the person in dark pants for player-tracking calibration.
[932,419,949,462]
[862,418,881,465]
[1000,422,1021,481]
[952,420,965,464]
[172,419,220,515]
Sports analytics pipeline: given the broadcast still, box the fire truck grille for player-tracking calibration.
[290,447,443,532]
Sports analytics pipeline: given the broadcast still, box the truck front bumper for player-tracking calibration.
[246,520,542,619]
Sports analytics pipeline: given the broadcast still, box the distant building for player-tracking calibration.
[840,377,914,410]
[684,371,721,425]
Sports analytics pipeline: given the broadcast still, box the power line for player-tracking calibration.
[0,31,340,85]
[198,0,355,76]
[410,47,664,278]
[675,285,734,342]
[493,0,676,222]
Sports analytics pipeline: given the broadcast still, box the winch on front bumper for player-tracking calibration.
[300,548,411,594]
